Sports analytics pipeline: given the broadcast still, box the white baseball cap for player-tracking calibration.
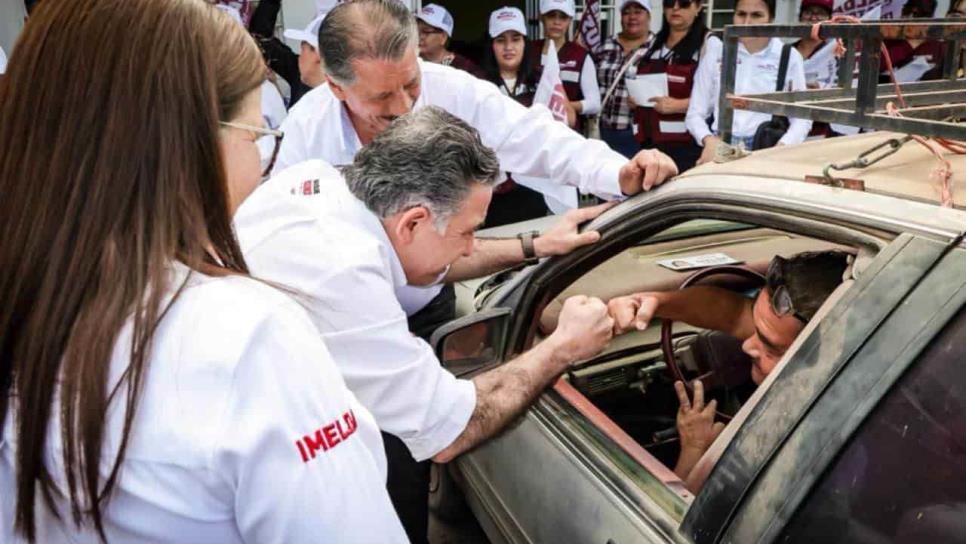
[540,0,576,18]
[284,14,326,49]
[489,7,527,38]
[620,0,652,11]
[417,4,455,37]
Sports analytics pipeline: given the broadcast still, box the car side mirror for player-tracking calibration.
[430,307,512,378]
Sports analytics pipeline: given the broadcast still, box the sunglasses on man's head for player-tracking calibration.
[663,0,696,9]
[766,257,809,324]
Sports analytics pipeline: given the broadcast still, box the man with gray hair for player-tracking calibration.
[236,107,615,542]
[274,0,675,191]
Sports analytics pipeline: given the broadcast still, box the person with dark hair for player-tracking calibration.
[273,0,676,190]
[596,0,655,158]
[882,0,946,83]
[687,0,811,162]
[0,0,405,542]
[480,6,551,226]
[416,4,484,78]
[631,0,710,171]
[607,250,851,486]
[530,0,601,132]
[236,106,616,543]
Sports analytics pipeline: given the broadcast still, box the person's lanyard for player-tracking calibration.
[501,78,521,97]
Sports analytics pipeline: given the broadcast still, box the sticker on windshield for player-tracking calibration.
[657,253,743,271]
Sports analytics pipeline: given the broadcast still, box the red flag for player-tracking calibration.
[577,0,603,54]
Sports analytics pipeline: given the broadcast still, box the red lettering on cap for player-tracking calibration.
[295,410,359,463]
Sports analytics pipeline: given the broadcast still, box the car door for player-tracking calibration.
[687,240,966,542]
[434,184,963,543]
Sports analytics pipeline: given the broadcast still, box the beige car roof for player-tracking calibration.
[679,132,965,209]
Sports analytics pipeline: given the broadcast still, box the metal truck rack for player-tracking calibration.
[717,20,966,142]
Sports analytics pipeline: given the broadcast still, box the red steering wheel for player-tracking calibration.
[660,265,766,421]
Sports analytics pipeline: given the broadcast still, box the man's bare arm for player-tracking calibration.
[443,204,614,283]
[609,286,756,340]
[432,296,613,463]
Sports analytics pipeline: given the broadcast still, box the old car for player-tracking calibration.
[429,131,966,543]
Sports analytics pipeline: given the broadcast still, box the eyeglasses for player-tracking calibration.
[663,0,695,8]
[766,256,809,323]
[220,121,284,178]
[948,9,966,17]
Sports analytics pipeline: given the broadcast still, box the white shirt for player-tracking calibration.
[686,37,812,145]
[0,46,7,74]
[274,60,626,200]
[543,51,602,115]
[0,267,406,543]
[234,161,478,462]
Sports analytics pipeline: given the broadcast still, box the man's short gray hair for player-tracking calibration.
[343,107,501,230]
[319,0,418,85]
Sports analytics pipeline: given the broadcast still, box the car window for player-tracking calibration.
[780,307,966,542]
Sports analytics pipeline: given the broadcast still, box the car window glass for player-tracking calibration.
[780,307,966,542]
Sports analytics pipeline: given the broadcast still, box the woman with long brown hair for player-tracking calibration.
[0,0,405,542]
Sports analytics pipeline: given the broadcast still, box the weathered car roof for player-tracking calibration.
[678,131,965,209]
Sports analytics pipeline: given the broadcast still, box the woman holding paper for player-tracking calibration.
[685,0,811,164]
[881,0,946,83]
[631,0,709,171]
[480,6,551,226]
[596,0,654,158]
[530,0,601,133]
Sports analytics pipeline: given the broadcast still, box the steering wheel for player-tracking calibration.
[660,265,766,421]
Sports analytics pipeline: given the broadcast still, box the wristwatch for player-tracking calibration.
[517,230,540,265]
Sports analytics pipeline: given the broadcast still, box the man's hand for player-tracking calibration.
[547,295,614,362]
[607,292,661,334]
[618,148,679,195]
[696,135,721,166]
[675,380,725,456]
[533,203,616,258]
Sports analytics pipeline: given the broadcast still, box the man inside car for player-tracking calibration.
[606,250,851,486]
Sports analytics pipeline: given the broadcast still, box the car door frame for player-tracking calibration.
[437,179,965,543]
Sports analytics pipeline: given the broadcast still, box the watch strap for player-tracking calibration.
[518,231,539,263]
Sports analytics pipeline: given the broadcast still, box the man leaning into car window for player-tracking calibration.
[607,251,850,488]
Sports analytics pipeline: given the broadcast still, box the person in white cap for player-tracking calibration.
[530,0,601,133]
[284,14,327,88]
[479,6,552,226]
[596,0,654,158]
[416,3,483,77]
[249,1,326,107]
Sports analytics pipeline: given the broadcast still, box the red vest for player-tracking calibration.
[530,40,589,131]
[881,39,946,82]
[633,50,698,145]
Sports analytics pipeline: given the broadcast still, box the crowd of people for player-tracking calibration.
[0,0,962,543]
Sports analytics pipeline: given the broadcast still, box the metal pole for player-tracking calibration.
[855,36,882,116]
[838,38,856,91]
[718,27,740,145]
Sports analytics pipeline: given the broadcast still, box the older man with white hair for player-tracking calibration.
[237,107,616,543]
